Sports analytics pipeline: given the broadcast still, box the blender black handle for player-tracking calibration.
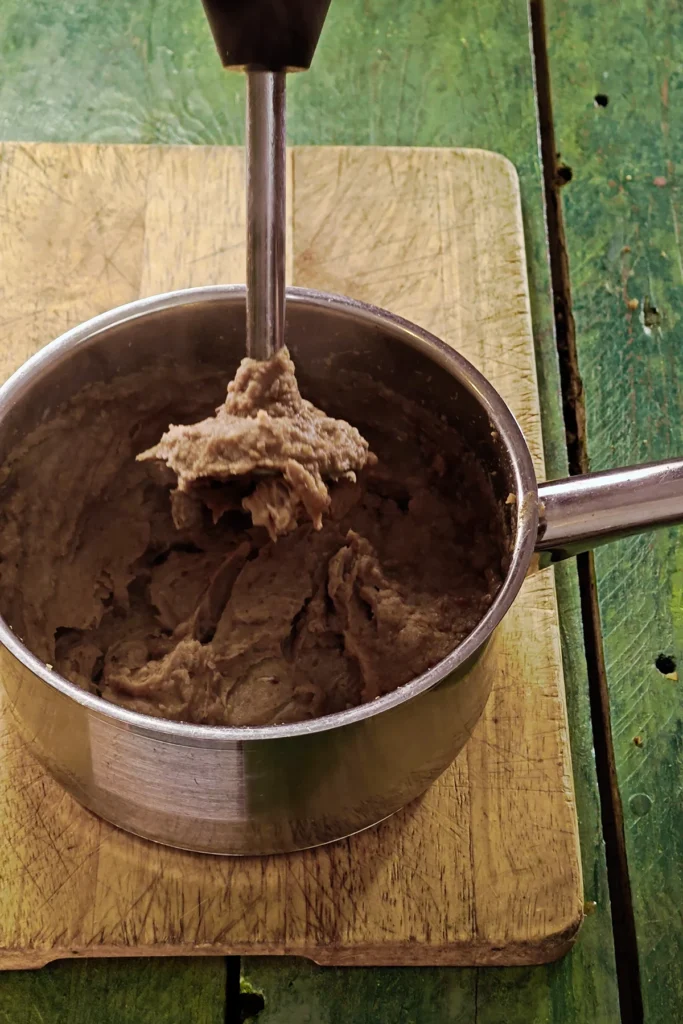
[201,0,333,71]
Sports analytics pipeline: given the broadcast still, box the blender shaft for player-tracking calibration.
[246,71,287,360]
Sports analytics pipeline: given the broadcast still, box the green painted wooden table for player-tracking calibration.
[0,0,679,1021]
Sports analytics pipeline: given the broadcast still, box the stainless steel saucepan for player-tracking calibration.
[0,286,681,855]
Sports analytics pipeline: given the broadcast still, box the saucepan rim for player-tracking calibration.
[0,285,539,742]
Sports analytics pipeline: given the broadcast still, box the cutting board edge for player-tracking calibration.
[0,916,583,971]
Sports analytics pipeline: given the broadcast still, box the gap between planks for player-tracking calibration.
[529,2,643,1022]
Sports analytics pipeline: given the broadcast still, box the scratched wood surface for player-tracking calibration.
[0,141,581,969]
[547,0,683,1017]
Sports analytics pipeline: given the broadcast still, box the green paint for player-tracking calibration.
[0,958,227,1024]
[0,0,620,1020]
[241,960,477,1024]
[629,793,653,817]
[242,925,619,1024]
[547,0,683,1017]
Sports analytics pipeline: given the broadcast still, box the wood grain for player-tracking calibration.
[0,141,580,969]
[547,0,683,1016]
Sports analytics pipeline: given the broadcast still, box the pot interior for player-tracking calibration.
[0,289,532,732]
[0,291,522,506]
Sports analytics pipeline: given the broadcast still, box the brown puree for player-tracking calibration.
[139,348,376,542]
[0,361,505,727]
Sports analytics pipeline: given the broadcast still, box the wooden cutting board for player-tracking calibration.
[0,142,582,968]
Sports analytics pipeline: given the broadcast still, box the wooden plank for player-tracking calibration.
[0,139,579,969]
[546,0,683,1017]
[0,1,619,1021]
[0,958,227,1024]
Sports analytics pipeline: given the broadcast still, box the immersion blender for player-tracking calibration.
[201,0,333,360]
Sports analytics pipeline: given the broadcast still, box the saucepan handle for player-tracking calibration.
[535,458,683,563]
